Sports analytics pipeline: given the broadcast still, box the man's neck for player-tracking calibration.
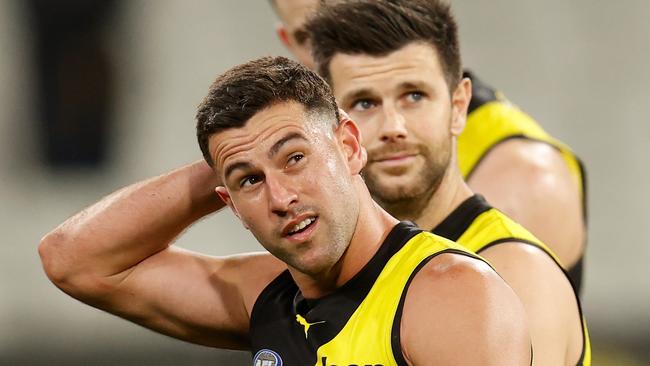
[412,161,474,231]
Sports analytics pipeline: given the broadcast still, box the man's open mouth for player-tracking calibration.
[287,217,317,236]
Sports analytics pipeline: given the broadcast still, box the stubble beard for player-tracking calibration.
[261,190,359,279]
[364,140,452,221]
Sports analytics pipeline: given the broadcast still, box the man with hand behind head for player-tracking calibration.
[40,56,531,365]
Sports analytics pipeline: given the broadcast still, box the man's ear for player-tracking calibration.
[215,186,249,229]
[450,77,472,137]
[276,23,292,49]
[336,110,367,175]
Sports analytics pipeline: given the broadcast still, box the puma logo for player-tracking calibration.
[295,314,326,338]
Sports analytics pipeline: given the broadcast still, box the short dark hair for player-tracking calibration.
[307,0,462,90]
[196,56,339,167]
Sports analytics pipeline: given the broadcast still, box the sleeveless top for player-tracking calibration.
[250,222,486,366]
[459,71,588,293]
[433,194,591,366]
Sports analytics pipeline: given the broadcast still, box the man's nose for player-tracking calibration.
[266,174,298,217]
[379,103,408,142]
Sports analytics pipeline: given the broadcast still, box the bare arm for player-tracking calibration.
[401,253,531,366]
[480,243,584,366]
[38,160,285,349]
[467,139,585,269]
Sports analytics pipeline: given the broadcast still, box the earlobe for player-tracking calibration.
[450,77,472,136]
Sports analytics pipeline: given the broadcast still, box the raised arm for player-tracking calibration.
[38,160,285,349]
[400,253,531,366]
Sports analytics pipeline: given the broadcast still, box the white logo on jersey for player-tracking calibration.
[253,349,283,366]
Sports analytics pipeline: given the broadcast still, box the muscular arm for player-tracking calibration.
[480,243,584,366]
[467,139,585,270]
[38,160,285,349]
[401,253,531,366]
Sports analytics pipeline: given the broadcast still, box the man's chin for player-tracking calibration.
[285,251,330,276]
[366,168,413,184]
[371,185,421,204]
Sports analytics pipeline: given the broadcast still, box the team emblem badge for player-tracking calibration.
[253,349,283,366]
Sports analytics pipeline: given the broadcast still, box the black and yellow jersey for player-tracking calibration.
[433,194,591,366]
[250,222,484,366]
[459,71,587,293]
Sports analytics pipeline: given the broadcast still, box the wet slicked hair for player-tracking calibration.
[196,56,340,167]
[307,0,462,89]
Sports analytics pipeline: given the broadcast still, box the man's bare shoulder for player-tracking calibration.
[470,138,573,193]
[403,252,512,313]
[477,242,584,365]
[400,252,531,365]
[467,138,585,268]
[478,241,580,324]
[479,241,567,284]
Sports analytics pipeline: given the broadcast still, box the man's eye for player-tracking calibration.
[287,153,304,166]
[240,175,261,188]
[351,99,375,111]
[406,92,424,102]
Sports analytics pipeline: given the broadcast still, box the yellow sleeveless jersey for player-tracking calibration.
[458,71,588,292]
[250,222,487,366]
[433,194,591,366]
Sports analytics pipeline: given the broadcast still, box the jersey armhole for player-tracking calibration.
[249,269,292,333]
[477,239,588,366]
[390,249,482,366]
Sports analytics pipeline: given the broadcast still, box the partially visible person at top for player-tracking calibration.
[39,56,532,365]
[269,0,588,294]
[304,0,591,364]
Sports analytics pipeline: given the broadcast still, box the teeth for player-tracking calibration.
[289,217,315,234]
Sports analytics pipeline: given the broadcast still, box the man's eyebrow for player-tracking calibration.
[397,80,428,92]
[268,132,307,159]
[224,161,252,182]
[341,82,429,105]
[222,133,306,181]
[340,88,375,105]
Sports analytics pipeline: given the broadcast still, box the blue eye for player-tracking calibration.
[351,99,375,111]
[407,92,424,102]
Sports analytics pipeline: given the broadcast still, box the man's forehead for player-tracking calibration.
[329,43,443,94]
[210,105,302,161]
[209,102,332,173]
